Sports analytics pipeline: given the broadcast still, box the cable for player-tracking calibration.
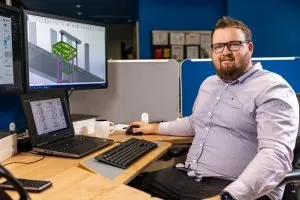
[67,88,75,98]
[2,152,45,167]
[0,165,31,200]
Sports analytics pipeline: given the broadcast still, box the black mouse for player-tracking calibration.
[125,125,143,135]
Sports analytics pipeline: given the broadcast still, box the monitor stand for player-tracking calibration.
[64,90,99,122]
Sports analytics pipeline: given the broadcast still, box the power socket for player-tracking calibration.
[9,122,16,132]
[141,112,149,123]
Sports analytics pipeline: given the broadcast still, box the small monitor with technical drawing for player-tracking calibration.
[21,91,113,158]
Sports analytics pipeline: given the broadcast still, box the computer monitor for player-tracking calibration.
[23,10,107,92]
[0,3,24,94]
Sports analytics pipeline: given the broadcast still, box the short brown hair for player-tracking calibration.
[211,16,252,42]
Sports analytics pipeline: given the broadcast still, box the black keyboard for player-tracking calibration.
[94,138,158,169]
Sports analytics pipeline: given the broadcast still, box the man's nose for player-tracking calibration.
[222,45,232,55]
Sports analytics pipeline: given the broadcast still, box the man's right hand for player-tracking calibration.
[129,121,160,135]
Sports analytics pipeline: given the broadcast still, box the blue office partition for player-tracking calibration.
[181,57,300,117]
[0,96,26,131]
[180,59,215,117]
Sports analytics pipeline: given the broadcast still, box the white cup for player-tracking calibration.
[94,120,115,138]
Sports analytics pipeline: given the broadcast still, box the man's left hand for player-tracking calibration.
[203,195,221,200]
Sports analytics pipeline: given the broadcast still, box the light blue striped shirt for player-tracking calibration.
[159,62,299,200]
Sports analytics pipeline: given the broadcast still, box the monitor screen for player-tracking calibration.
[0,3,24,94]
[23,10,107,92]
[30,98,67,136]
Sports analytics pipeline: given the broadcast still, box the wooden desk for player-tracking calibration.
[109,131,193,144]
[1,152,79,179]
[1,140,171,199]
[4,167,152,200]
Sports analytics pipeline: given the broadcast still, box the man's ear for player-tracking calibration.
[248,42,254,53]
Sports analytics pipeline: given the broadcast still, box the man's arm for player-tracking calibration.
[130,116,195,136]
[130,84,204,136]
[158,116,195,136]
[224,83,299,200]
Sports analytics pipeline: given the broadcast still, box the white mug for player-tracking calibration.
[94,120,115,138]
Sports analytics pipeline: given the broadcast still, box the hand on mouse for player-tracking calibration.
[129,121,159,135]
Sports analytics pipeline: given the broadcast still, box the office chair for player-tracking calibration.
[0,187,11,200]
[281,99,300,200]
[162,144,190,160]
[280,135,300,200]
[0,165,31,200]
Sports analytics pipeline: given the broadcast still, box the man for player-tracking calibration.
[129,16,299,200]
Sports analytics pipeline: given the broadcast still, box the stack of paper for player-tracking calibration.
[0,132,17,163]
[73,118,96,135]
[115,124,128,131]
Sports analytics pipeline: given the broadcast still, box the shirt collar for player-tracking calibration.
[236,62,262,83]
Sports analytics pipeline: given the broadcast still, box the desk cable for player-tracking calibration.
[2,152,45,167]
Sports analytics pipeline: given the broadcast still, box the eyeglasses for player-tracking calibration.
[211,40,250,54]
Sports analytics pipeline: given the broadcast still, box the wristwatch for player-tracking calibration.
[220,191,235,200]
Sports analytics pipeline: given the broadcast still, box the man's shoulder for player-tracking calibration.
[252,69,290,86]
[251,69,296,103]
[202,75,219,84]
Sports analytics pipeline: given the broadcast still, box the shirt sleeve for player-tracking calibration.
[224,81,299,200]
[159,116,195,136]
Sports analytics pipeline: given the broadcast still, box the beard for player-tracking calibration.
[213,54,251,82]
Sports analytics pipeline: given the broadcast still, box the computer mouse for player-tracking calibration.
[125,125,143,135]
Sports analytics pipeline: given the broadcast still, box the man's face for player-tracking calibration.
[211,27,254,82]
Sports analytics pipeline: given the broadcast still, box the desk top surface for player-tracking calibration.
[5,167,152,200]
[109,131,193,144]
[1,137,172,200]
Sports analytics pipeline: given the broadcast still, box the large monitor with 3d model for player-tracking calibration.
[23,10,107,92]
[0,3,24,95]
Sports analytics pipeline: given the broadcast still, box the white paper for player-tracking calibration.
[200,32,212,58]
[152,31,169,45]
[115,124,129,131]
[200,46,211,58]
[200,32,211,48]
[170,32,185,45]
[186,46,199,59]
[171,45,184,60]
[186,32,200,45]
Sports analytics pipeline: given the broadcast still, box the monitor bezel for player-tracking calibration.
[21,91,74,147]
[23,9,108,93]
[0,3,25,95]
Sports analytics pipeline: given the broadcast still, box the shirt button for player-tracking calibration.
[192,160,197,163]
[205,127,209,131]
[208,112,212,116]
[216,96,220,100]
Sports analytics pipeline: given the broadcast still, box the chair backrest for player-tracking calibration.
[0,187,11,200]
